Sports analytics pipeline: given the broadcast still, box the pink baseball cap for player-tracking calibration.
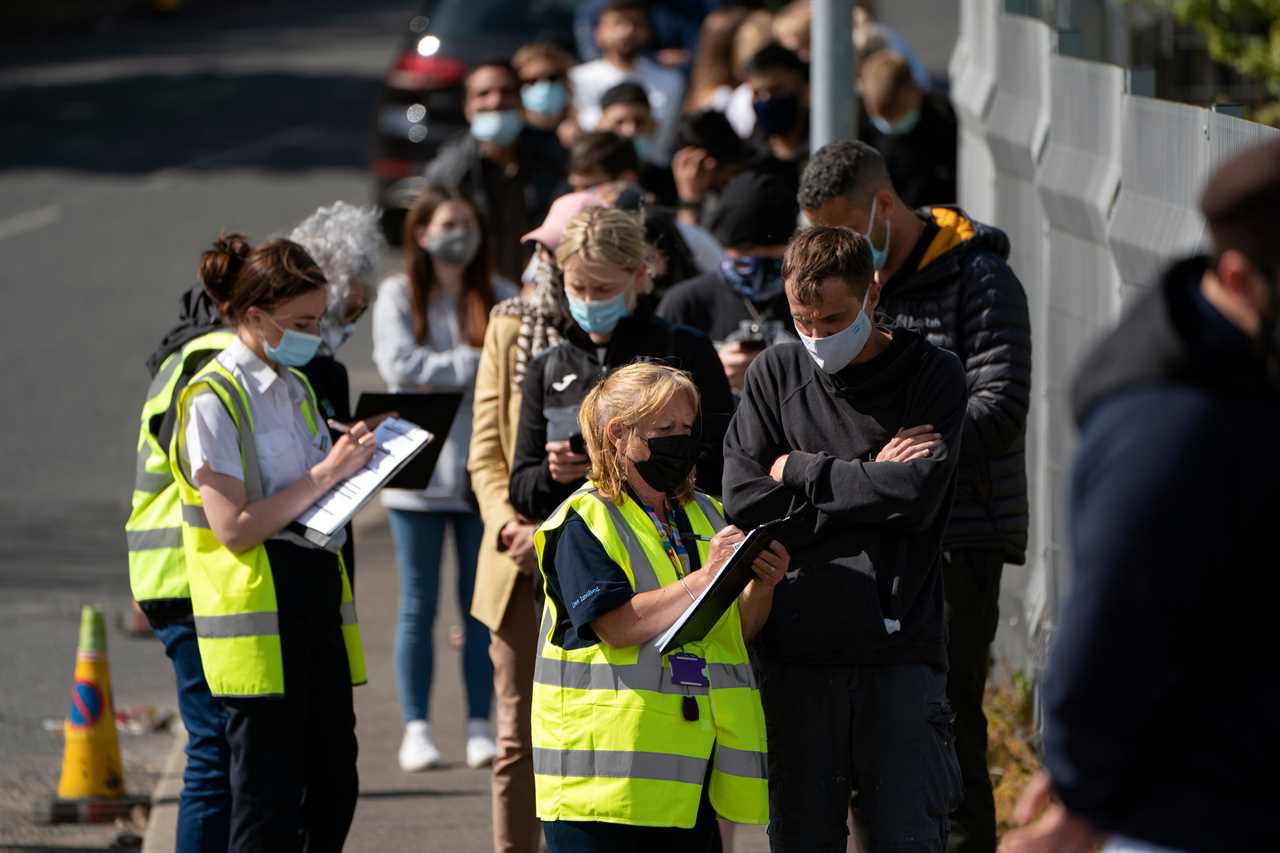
[521,190,608,250]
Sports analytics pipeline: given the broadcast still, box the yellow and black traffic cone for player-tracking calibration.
[38,606,146,824]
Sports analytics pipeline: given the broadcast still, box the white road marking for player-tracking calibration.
[0,205,60,241]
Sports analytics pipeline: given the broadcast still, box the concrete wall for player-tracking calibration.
[949,0,1278,674]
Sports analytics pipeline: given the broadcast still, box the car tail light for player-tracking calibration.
[372,159,421,179]
[389,52,466,90]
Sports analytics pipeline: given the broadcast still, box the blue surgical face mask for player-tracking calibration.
[566,291,631,336]
[471,109,524,146]
[869,107,921,137]
[864,197,892,271]
[261,313,323,367]
[720,255,785,303]
[632,134,659,164]
[796,289,872,374]
[522,80,567,116]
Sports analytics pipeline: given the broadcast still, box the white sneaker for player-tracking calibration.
[465,719,497,769]
[398,720,442,772]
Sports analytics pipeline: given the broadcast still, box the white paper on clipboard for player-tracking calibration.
[293,417,432,547]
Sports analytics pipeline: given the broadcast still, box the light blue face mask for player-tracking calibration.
[567,291,631,336]
[262,313,323,367]
[471,109,524,146]
[864,197,892,271]
[632,134,659,164]
[522,80,568,116]
[870,107,921,137]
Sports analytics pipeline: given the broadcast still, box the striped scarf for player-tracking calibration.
[491,253,566,395]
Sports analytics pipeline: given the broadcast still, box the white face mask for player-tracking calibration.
[796,290,872,374]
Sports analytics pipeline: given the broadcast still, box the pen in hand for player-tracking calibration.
[327,419,377,447]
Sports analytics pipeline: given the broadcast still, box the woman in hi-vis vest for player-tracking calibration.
[173,236,387,852]
[531,362,788,851]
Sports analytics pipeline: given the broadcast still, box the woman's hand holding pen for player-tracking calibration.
[705,525,746,572]
[314,418,383,486]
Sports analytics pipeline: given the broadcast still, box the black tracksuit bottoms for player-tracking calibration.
[223,541,359,853]
[942,549,1004,853]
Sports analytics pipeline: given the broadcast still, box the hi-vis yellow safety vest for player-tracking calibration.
[126,329,236,615]
[531,485,769,828]
[171,358,366,698]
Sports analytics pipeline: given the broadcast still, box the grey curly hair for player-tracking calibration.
[288,201,383,323]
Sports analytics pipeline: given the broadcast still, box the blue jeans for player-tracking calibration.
[388,509,493,723]
[153,621,232,853]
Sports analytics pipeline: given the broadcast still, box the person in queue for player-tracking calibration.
[172,236,380,851]
[127,250,240,850]
[570,0,685,159]
[532,360,787,851]
[467,189,607,853]
[508,206,734,524]
[857,50,958,210]
[742,44,810,175]
[799,141,1030,853]
[1002,137,1280,853]
[425,59,567,283]
[566,133,719,277]
[374,187,519,773]
[723,226,967,852]
[658,169,799,393]
[514,41,580,150]
[289,200,382,586]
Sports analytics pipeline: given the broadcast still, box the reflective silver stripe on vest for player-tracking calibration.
[135,445,172,493]
[147,349,185,397]
[340,601,357,626]
[194,611,279,638]
[715,744,768,779]
[126,527,182,551]
[181,503,210,529]
[203,373,265,502]
[706,662,756,689]
[532,747,707,785]
[691,492,726,531]
[533,491,752,696]
[593,494,661,592]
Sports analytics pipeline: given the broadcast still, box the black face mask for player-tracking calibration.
[633,433,699,495]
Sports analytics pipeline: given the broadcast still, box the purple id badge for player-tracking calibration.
[669,653,709,688]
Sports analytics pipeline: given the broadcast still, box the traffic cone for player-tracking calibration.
[38,606,145,823]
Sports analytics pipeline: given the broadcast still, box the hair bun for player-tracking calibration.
[199,233,253,304]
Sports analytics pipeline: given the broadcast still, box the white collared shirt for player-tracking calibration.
[184,337,344,550]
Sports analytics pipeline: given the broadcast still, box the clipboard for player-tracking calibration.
[354,390,463,490]
[654,515,793,655]
[292,416,434,549]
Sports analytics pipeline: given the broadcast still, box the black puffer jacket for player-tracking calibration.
[877,206,1030,563]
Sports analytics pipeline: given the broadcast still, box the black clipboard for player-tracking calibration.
[656,515,792,655]
[353,390,463,490]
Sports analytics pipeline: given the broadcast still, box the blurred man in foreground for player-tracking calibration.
[1003,138,1280,853]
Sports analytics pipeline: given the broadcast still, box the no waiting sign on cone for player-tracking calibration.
[37,605,147,824]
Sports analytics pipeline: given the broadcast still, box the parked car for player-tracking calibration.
[372,0,581,243]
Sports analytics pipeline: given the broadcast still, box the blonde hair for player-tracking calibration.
[556,206,652,290]
[578,362,701,505]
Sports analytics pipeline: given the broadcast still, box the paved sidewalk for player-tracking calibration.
[144,503,771,851]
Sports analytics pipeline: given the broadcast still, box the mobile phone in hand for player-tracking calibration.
[569,433,587,454]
